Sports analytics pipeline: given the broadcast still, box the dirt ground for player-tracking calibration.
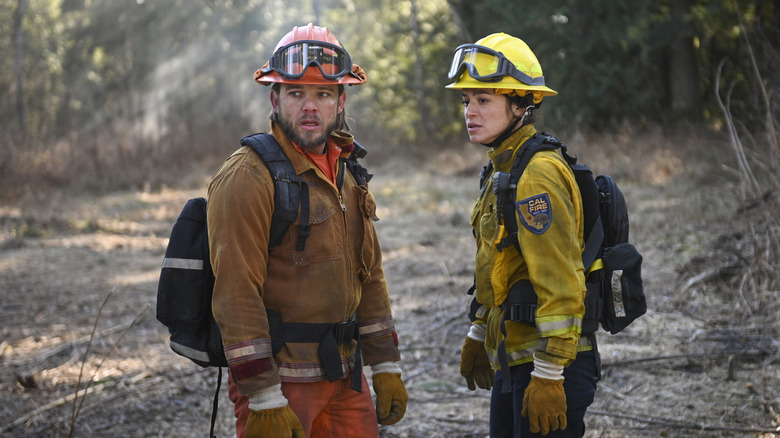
[1,138,779,437]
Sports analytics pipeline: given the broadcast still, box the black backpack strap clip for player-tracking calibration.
[345,140,373,187]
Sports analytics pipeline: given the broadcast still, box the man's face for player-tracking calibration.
[271,83,346,153]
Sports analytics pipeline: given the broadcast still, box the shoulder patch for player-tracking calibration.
[516,193,552,235]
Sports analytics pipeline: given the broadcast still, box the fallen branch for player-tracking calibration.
[601,350,765,367]
[1,372,163,435]
[7,319,139,368]
[2,378,107,433]
[589,409,780,434]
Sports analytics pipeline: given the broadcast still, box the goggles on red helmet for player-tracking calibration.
[262,39,354,81]
[448,44,547,86]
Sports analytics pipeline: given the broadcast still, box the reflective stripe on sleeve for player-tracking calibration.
[536,314,583,337]
[224,338,274,364]
[225,339,276,381]
[358,316,396,339]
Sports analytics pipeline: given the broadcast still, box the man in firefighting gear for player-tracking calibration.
[207,24,407,438]
[447,33,600,437]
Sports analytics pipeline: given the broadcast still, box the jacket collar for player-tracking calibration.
[487,124,537,170]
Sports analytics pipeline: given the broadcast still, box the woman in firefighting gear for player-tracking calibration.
[447,33,600,437]
[208,24,407,438]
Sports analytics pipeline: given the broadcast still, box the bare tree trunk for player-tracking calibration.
[445,0,472,42]
[12,0,29,136]
[312,0,322,25]
[409,0,430,154]
[670,0,700,119]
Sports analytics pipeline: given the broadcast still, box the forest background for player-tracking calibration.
[2,0,780,437]
[1,0,777,197]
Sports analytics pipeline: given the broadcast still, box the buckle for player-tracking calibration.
[333,321,356,343]
[509,304,536,325]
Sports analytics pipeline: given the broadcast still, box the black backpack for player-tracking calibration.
[155,133,371,437]
[483,132,646,335]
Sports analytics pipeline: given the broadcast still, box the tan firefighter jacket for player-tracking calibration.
[208,122,400,396]
[471,124,591,369]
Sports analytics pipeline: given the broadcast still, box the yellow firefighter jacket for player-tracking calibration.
[471,125,591,369]
[207,122,400,396]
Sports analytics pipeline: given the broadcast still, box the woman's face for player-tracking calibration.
[461,89,523,144]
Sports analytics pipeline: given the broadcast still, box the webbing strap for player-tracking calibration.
[581,214,604,272]
[296,184,310,251]
[586,258,605,276]
[497,318,512,393]
[209,366,222,438]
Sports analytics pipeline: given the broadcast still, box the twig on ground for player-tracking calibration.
[589,409,780,434]
[8,320,141,368]
[601,350,765,367]
[68,289,113,438]
[66,290,150,438]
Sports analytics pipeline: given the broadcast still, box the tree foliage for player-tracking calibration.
[0,0,777,196]
[447,0,779,130]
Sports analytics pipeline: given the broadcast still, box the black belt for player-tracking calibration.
[267,309,362,392]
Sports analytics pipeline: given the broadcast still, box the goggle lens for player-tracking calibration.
[448,44,546,87]
[269,40,352,80]
[449,46,503,80]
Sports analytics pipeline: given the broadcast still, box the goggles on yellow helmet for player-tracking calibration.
[448,44,547,87]
[262,39,354,81]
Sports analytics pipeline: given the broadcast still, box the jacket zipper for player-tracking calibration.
[335,158,357,317]
[336,159,347,212]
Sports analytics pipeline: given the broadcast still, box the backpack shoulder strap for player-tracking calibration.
[573,164,603,272]
[495,133,562,254]
[240,133,310,252]
[496,132,604,272]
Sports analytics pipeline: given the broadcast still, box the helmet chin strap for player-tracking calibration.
[482,104,535,148]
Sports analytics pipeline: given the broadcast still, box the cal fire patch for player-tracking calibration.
[516,193,552,235]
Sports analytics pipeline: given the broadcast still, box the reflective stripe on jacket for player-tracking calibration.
[208,122,400,395]
[471,124,589,369]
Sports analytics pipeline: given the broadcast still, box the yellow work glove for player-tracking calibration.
[460,334,494,391]
[372,371,408,425]
[244,404,304,438]
[244,384,304,438]
[521,356,567,435]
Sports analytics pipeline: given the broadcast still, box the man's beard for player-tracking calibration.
[277,114,339,153]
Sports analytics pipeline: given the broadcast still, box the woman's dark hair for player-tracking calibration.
[506,92,536,125]
[269,83,350,131]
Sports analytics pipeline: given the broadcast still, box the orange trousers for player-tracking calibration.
[228,372,380,438]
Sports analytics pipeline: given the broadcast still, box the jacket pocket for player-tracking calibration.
[291,189,340,266]
[354,185,379,282]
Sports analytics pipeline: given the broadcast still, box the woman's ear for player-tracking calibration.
[512,103,525,118]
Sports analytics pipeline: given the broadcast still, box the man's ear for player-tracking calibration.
[338,90,347,114]
[270,88,280,113]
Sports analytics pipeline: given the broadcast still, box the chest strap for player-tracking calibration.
[266,309,363,392]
